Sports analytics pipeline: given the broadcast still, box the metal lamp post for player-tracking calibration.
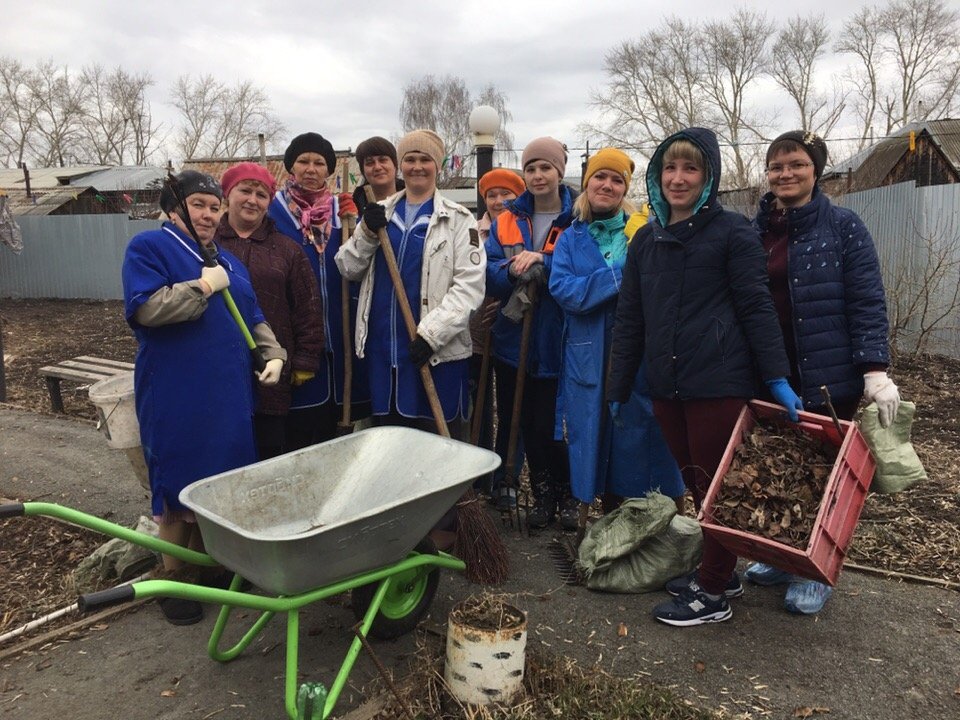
[469,105,501,220]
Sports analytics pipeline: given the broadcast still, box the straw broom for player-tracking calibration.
[363,187,508,584]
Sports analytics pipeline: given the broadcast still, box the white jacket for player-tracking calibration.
[334,189,485,365]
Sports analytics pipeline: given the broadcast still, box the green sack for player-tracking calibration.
[578,493,702,593]
[859,401,927,494]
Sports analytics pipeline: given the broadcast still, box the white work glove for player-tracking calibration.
[257,358,284,386]
[199,264,229,296]
[863,371,900,428]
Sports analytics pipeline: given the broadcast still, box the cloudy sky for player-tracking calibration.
[2,0,871,159]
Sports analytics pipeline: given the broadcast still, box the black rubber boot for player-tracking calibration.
[526,473,556,529]
[558,489,581,532]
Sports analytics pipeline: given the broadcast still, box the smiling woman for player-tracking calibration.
[215,161,323,460]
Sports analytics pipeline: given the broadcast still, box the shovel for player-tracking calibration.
[337,164,357,436]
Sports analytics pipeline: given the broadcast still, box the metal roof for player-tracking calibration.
[827,118,960,176]
[77,166,167,192]
[0,165,108,190]
[3,187,95,216]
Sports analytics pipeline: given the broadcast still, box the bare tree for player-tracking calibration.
[29,61,87,167]
[170,74,228,160]
[78,64,128,164]
[582,18,711,158]
[0,57,40,168]
[701,8,773,188]
[111,69,159,165]
[399,75,513,184]
[839,0,960,145]
[769,14,846,137]
[836,8,883,150]
[878,0,960,131]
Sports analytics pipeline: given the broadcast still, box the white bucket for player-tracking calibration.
[444,600,527,706]
[88,373,140,450]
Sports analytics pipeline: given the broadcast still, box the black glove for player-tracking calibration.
[362,202,388,233]
[408,335,433,368]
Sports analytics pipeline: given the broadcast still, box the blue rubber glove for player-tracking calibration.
[608,401,623,428]
[766,378,803,422]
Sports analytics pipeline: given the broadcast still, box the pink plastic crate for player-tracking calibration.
[701,400,876,586]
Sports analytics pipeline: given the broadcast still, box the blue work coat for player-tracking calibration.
[550,219,682,503]
[268,192,369,409]
[122,223,262,515]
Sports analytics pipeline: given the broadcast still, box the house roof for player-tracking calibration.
[77,166,167,192]
[826,118,960,177]
[0,165,109,190]
[3,187,96,216]
[181,152,355,191]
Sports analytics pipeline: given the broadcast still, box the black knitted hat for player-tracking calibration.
[283,132,337,174]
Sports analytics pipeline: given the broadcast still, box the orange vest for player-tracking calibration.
[495,212,562,255]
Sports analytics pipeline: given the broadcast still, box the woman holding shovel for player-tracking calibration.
[122,170,286,625]
[268,132,368,448]
[550,148,684,515]
[744,131,899,615]
[607,128,799,627]
[485,137,576,530]
[216,161,323,460]
[335,129,483,437]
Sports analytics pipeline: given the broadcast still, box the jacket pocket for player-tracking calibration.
[566,341,599,387]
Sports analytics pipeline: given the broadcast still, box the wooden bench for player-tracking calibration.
[39,355,135,413]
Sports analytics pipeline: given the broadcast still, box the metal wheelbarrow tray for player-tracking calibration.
[181,426,497,595]
[2,428,500,719]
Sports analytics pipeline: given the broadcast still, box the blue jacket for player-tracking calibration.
[551,217,682,502]
[608,127,789,402]
[753,188,890,405]
[485,185,576,378]
[268,192,369,408]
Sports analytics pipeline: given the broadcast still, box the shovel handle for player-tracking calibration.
[364,187,449,437]
[340,213,357,427]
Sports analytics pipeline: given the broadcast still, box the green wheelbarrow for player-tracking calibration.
[2,427,501,720]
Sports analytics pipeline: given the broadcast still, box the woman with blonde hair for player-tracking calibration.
[551,148,683,515]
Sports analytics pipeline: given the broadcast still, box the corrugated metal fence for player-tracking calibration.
[835,182,960,359]
[0,214,159,300]
[3,186,959,359]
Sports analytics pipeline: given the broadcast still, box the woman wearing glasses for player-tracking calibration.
[746,131,900,615]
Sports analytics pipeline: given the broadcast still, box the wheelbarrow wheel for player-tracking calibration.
[350,537,440,640]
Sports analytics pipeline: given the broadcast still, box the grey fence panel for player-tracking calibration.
[836,182,960,359]
[0,215,160,300]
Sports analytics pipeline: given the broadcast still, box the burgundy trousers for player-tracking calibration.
[653,397,747,596]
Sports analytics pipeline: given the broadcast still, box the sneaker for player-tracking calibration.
[491,483,518,511]
[653,586,732,627]
[159,597,203,626]
[665,570,743,599]
[558,497,581,532]
[744,562,794,586]
[784,580,833,615]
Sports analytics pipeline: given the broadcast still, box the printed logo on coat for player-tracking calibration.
[469,229,480,247]
[470,250,482,266]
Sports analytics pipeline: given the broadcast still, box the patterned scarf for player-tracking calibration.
[284,179,334,249]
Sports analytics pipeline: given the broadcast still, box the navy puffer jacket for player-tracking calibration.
[753,188,889,405]
[607,127,789,402]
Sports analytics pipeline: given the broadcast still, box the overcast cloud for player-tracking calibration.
[2,0,871,158]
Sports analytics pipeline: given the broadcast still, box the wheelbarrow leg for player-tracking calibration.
[208,574,276,662]
[284,577,395,720]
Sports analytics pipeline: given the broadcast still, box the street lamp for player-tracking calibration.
[469,105,501,220]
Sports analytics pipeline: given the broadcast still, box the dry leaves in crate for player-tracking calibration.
[712,420,837,549]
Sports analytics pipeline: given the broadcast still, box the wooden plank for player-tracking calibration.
[74,356,135,370]
[37,367,114,384]
[56,360,128,375]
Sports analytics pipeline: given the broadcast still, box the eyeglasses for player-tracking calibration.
[766,161,813,175]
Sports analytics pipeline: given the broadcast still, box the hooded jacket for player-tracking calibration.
[753,187,889,405]
[485,185,577,378]
[607,127,789,402]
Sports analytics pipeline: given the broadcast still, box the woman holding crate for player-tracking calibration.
[607,127,800,627]
[746,131,899,615]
